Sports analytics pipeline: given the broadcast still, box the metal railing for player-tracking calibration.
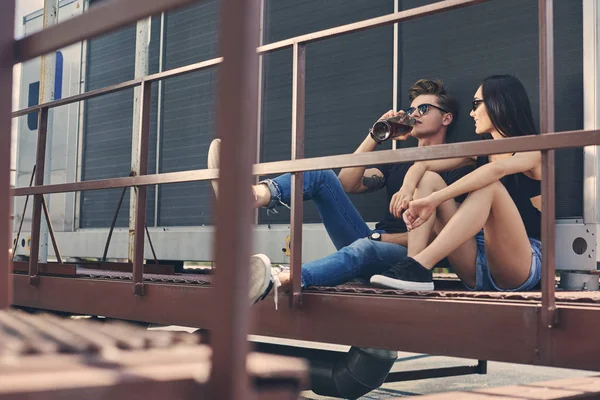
[3,0,600,397]
[4,0,259,398]
[0,2,15,312]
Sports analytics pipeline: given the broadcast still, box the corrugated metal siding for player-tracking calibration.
[553,0,584,219]
[259,0,395,225]
[157,0,219,226]
[81,0,584,229]
[397,0,583,218]
[80,0,160,228]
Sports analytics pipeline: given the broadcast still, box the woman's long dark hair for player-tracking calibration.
[481,75,538,137]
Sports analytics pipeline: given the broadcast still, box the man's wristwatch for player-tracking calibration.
[368,232,382,241]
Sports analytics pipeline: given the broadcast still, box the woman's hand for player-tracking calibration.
[389,186,413,219]
[403,195,439,230]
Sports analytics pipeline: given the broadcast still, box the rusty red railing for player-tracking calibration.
[2,0,600,398]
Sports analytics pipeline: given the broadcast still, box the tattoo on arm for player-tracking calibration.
[362,174,385,192]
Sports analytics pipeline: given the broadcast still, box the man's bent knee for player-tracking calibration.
[341,237,381,258]
[347,237,375,251]
[314,169,337,181]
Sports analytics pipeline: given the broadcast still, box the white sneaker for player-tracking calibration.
[207,138,221,198]
[249,254,287,310]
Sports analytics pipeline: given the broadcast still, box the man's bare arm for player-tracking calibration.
[338,133,380,193]
[338,109,400,193]
[357,168,386,193]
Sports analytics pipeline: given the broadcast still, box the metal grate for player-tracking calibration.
[0,310,308,400]
[0,309,199,357]
[77,267,214,284]
[306,283,600,304]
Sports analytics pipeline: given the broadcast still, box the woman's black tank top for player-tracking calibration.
[476,155,541,240]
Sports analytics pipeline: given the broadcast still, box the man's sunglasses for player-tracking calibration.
[472,99,484,112]
[404,103,449,116]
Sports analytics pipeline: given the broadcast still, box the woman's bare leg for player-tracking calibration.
[476,183,533,289]
[405,172,443,257]
[400,172,478,286]
[412,181,531,289]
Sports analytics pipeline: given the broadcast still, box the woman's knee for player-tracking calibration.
[416,171,446,193]
[421,171,445,186]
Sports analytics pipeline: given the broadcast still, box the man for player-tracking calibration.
[208,79,473,308]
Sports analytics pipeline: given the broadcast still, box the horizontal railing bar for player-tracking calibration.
[254,130,600,175]
[11,58,223,118]
[11,129,600,197]
[13,169,218,196]
[12,78,141,117]
[11,0,487,117]
[257,0,490,54]
[15,0,205,63]
[144,57,223,83]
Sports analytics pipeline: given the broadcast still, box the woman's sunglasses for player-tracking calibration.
[472,99,484,112]
[404,103,449,116]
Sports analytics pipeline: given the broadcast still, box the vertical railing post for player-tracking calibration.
[129,17,150,268]
[539,0,557,329]
[28,108,49,286]
[0,0,16,309]
[289,42,306,308]
[154,13,166,227]
[131,81,152,296]
[38,0,59,264]
[582,0,600,264]
[209,0,260,398]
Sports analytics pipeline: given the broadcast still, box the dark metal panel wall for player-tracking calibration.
[81,0,160,228]
[81,0,583,229]
[259,0,395,225]
[157,0,219,226]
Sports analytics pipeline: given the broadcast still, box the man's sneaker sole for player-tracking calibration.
[370,274,434,291]
[207,138,220,198]
[249,253,273,304]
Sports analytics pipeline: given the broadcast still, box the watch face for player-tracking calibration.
[371,232,381,240]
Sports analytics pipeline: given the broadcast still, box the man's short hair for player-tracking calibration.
[408,79,459,131]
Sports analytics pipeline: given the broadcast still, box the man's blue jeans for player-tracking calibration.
[261,169,408,287]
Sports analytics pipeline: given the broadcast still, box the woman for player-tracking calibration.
[370,74,543,292]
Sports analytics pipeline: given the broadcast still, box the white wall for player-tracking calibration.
[11,0,44,186]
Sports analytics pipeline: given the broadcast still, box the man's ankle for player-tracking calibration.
[253,183,271,208]
[279,271,292,291]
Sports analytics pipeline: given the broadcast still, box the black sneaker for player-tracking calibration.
[370,258,434,291]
